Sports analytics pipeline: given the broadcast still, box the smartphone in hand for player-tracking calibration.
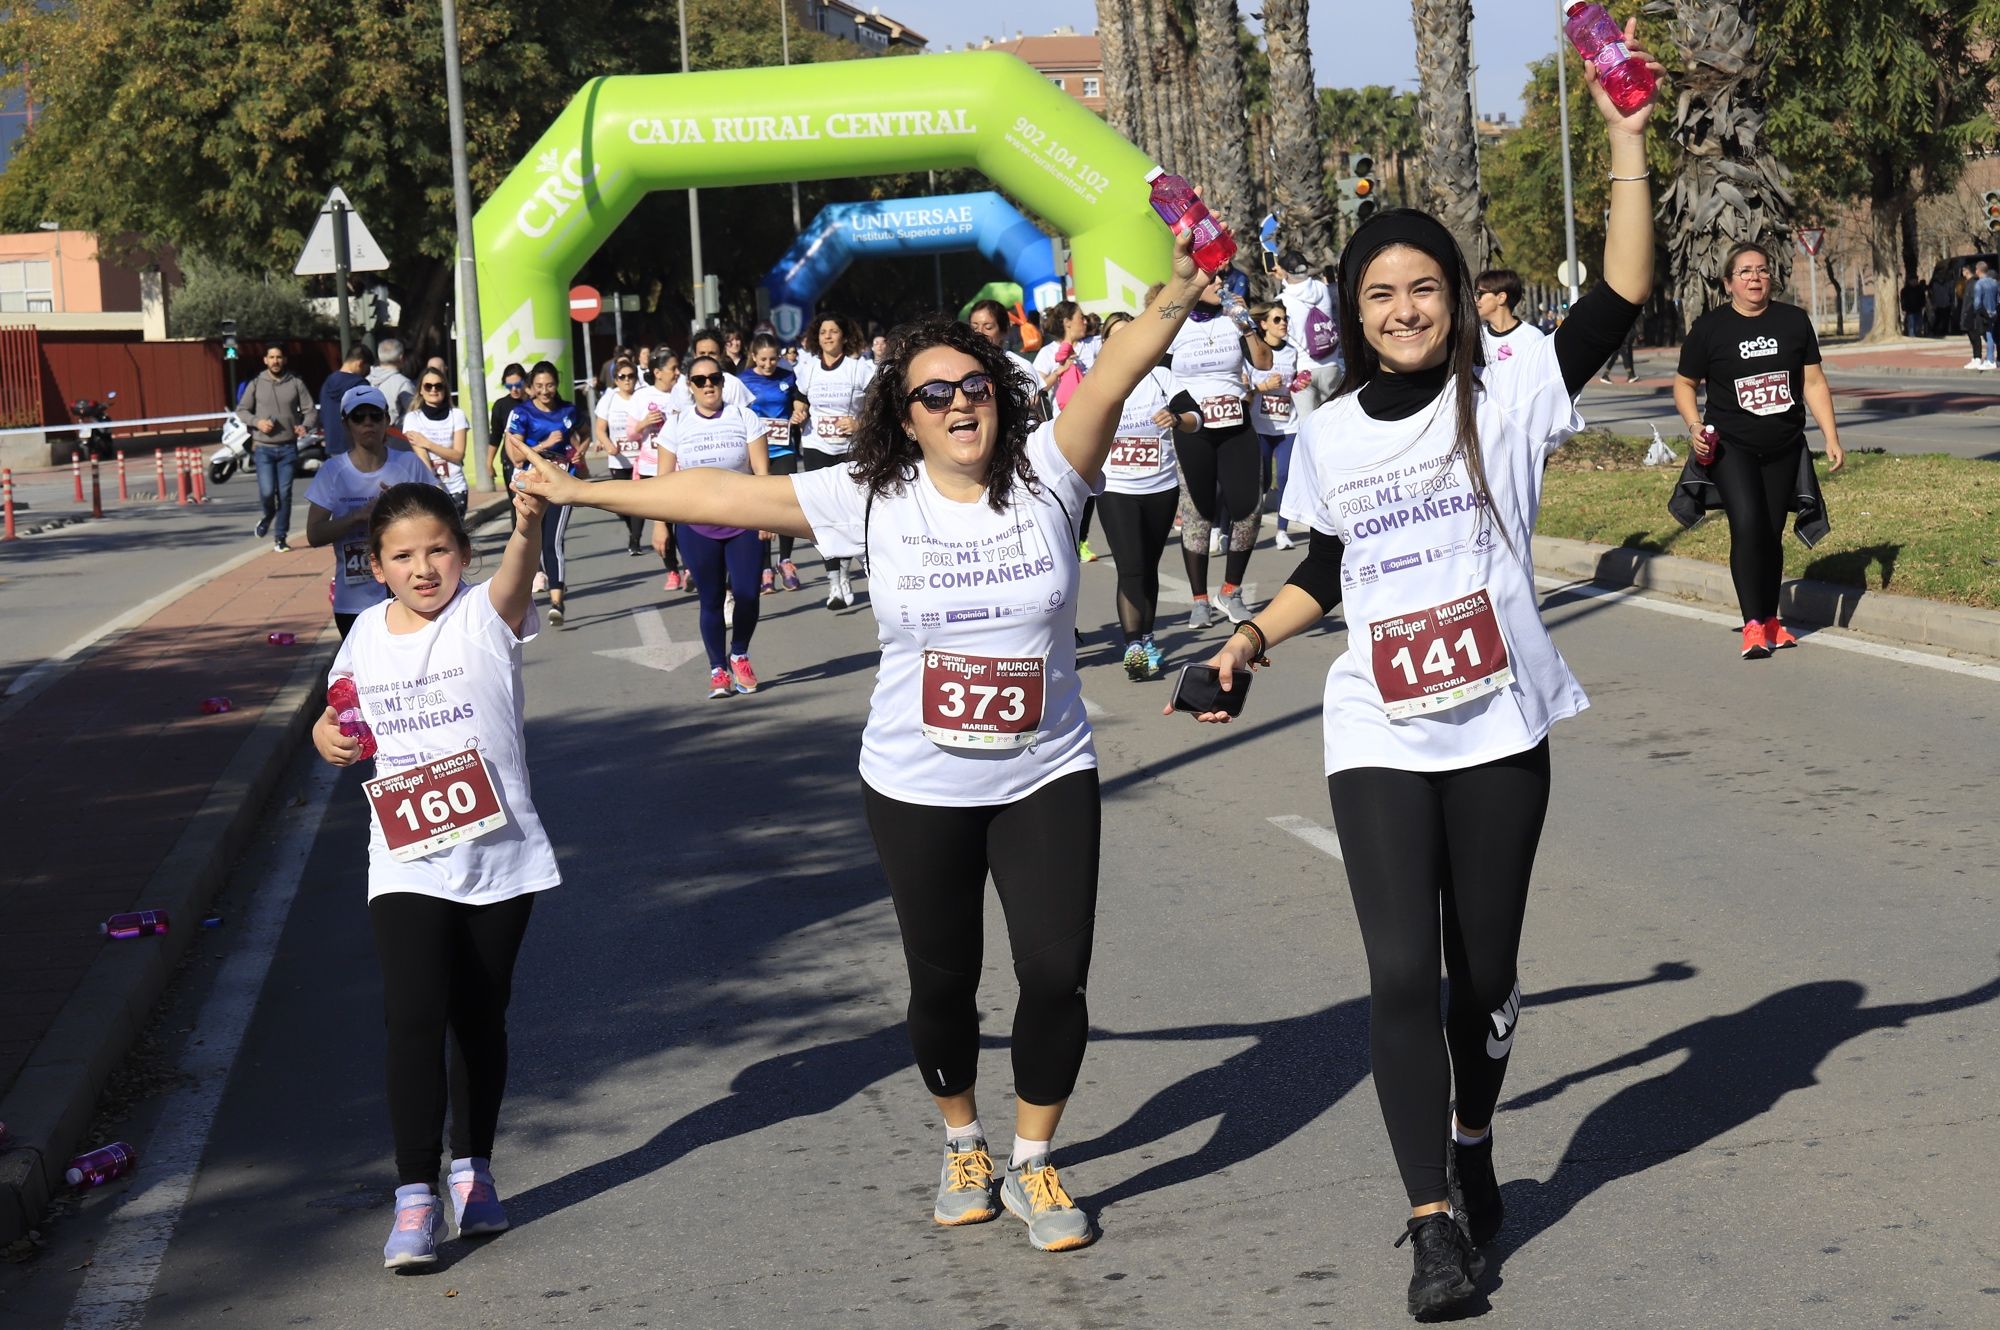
[1170,664,1251,717]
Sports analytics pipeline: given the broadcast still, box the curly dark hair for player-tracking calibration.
[847,317,1040,514]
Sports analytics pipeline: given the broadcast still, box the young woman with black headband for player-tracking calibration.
[1177,25,1662,1319]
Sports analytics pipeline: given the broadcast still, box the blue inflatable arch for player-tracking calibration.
[761,191,1063,341]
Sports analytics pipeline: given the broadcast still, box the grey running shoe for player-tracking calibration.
[1001,1155,1093,1252]
[1216,588,1252,623]
[1187,598,1215,630]
[933,1137,999,1226]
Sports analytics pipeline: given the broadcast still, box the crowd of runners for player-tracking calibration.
[296,32,1850,1321]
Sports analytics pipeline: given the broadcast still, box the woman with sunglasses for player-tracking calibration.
[1169,266,1274,628]
[401,371,471,518]
[520,228,1215,1254]
[489,363,529,490]
[794,314,877,610]
[1247,301,1303,551]
[503,362,587,629]
[594,357,660,555]
[657,354,771,698]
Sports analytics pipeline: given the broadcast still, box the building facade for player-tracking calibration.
[798,0,927,53]
[983,30,1105,116]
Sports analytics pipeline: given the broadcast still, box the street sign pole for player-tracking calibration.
[442,0,493,491]
[1808,252,1821,332]
[1554,18,1581,306]
[332,203,353,359]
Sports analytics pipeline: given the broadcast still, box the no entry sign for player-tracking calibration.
[568,285,603,323]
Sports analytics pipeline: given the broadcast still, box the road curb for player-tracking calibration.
[1533,534,2000,660]
[0,492,512,1248]
[0,628,336,1248]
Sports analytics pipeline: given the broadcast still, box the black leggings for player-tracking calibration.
[369,891,537,1186]
[801,448,848,572]
[862,769,1101,1107]
[765,453,799,564]
[1096,488,1177,639]
[1327,739,1551,1208]
[1175,422,1260,589]
[614,467,644,546]
[1713,437,1802,623]
[539,503,573,591]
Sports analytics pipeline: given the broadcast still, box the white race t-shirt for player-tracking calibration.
[330,580,560,904]
[1280,333,1589,775]
[794,355,877,456]
[593,389,654,472]
[659,403,763,476]
[306,450,443,615]
[791,423,1099,807]
[1248,342,1301,436]
[1481,319,1549,369]
[1104,367,1184,498]
[623,385,674,476]
[1279,274,1341,370]
[1170,315,1253,429]
[399,409,468,493]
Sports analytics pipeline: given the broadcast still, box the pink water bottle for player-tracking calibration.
[101,910,169,939]
[66,1142,137,1188]
[1564,3,1657,114]
[1146,169,1238,275]
[327,676,378,760]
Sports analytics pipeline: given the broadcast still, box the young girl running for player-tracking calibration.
[739,333,808,591]
[1178,30,1661,1319]
[311,481,559,1271]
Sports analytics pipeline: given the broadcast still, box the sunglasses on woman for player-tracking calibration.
[615,371,636,381]
[686,373,723,389]
[903,373,996,413]
[421,381,446,391]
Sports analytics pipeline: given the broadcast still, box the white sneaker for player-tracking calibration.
[533,571,549,594]
[723,590,735,629]
[1187,598,1215,630]
[827,568,852,610]
[1274,530,1296,551]
[1983,361,1997,372]
[1208,528,1226,556]
[1965,358,1985,370]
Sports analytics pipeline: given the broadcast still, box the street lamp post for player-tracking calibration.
[36,221,66,314]
[441,0,493,490]
[680,0,709,329]
[1554,12,1582,306]
[780,1,803,233]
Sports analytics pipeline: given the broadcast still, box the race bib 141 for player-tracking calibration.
[1368,588,1514,720]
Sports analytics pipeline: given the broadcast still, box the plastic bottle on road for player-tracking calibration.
[1563,3,1657,114]
[327,676,379,760]
[66,1143,137,1188]
[199,697,233,715]
[101,910,169,939]
[268,631,296,646]
[1146,169,1238,276]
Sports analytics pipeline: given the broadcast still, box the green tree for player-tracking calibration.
[1760,0,2000,342]
[0,0,859,356]
[165,255,330,340]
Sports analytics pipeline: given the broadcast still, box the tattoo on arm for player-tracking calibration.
[1158,301,1185,322]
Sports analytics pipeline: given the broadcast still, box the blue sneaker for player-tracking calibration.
[382,1184,441,1269]
[1122,641,1149,681]
[448,1156,509,1235]
[1143,642,1165,679]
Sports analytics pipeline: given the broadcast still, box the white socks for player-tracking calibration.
[945,1117,983,1146]
[1452,1117,1490,1147]
[1010,1136,1051,1168]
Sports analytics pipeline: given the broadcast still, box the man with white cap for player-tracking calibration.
[305,384,443,637]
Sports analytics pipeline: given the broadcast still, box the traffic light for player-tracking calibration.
[1338,155,1380,224]
[1984,190,2000,234]
[219,318,238,362]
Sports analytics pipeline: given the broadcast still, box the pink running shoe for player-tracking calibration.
[664,570,682,593]
[730,656,760,694]
[708,667,733,699]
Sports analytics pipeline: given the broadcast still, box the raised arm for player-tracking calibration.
[1053,228,1211,480]
[516,451,814,539]
[487,489,546,636]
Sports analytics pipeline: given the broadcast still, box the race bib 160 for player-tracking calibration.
[364,747,509,861]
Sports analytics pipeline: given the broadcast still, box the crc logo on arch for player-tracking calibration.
[1737,335,1780,359]
[516,149,601,241]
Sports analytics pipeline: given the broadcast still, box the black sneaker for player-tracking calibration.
[1448,1136,1503,1246]
[1395,1212,1485,1318]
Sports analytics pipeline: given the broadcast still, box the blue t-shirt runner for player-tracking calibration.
[739,367,800,461]
[506,399,584,474]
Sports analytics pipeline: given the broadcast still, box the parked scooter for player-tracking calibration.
[67,392,118,462]
[208,419,326,484]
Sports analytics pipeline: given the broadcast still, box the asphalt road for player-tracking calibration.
[1582,352,2000,462]
[3,504,1997,1330]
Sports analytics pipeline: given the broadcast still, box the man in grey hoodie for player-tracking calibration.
[235,344,319,551]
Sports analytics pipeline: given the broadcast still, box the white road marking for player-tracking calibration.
[1535,576,2000,684]
[1156,570,1260,608]
[1269,814,1343,862]
[592,606,706,672]
[62,762,339,1330]
[0,546,267,718]
[1083,695,1107,719]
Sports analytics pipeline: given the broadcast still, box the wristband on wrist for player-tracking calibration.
[1608,172,1649,182]
[1232,620,1271,665]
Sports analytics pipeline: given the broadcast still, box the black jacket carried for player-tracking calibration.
[1668,447,1830,548]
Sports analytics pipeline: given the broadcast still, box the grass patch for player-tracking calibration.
[1537,431,2000,609]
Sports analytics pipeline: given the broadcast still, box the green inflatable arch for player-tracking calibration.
[468,52,1170,398]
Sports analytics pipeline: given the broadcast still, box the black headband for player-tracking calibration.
[1340,210,1464,297]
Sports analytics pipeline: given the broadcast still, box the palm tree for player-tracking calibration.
[1411,0,1492,265]
[1260,0,1336,270]
[1643,0,1793,326]
[1097,1,1142,146]
[1191,0,1256,237]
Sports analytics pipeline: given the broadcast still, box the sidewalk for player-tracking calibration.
[0,495,509,1245]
